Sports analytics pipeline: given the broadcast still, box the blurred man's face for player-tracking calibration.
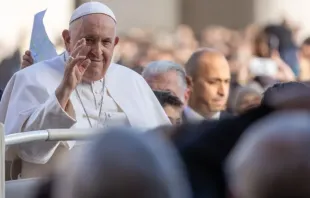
[63,14,119,82]
[301,44,310,59]
[190,53,230,116]
[145,71,188,104]
[163,105,182,125]
[256,41,270,57]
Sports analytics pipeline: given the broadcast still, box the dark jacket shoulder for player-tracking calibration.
[219,111,233,120]
[0,89,3,101]
[173,105,273,198]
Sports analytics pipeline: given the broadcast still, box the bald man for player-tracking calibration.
[185,48,231,121]
[226,111,310,198]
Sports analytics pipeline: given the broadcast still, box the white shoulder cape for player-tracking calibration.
[0,53,170,163]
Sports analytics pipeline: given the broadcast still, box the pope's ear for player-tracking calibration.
[62,30,71,51]
[114,36,119,46]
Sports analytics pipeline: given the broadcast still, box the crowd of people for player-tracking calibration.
[2,1,310,198]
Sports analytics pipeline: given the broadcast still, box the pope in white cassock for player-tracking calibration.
[0,2,170,178]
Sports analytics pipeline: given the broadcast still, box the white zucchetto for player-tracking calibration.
[69,1,117,24]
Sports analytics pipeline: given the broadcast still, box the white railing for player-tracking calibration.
[0,124,97,198]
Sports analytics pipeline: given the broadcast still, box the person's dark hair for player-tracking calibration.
[0,89,3,101]
[153,91,183,108]
[254,31,279,57]
[261,82,310,105]
[302,37,310,46]
[264,24,295,50]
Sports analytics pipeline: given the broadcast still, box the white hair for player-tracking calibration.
[142,60,187,92]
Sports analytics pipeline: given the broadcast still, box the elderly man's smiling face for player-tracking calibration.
[63,14,119,82]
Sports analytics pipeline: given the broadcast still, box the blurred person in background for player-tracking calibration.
[155,48,176,62]
[264,24,300,76]
[0,2,170,179]
[298,37,310,81]
[260,81,310,106]
[252,75,278,90]
[36,128,191,198]
[249,31,295,82]
[281,18,301,44]
[233,86,262,115]
[200,26,232,57]
[143,61,198,124]
[226,112,310,198]
[115,35,140,67]
[226,75,264,114]
[153,90,183,125]
[167,81,310,198]
[174,24,198,65]
[185,48,232,121]
[142,60,189,105]
[152,32,177,63]
[175,24,197,49]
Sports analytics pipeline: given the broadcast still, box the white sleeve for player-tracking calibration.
[1,66,77,164]
[18,93,77,164]
[22,93,76,131]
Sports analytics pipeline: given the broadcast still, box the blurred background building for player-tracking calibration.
[1,0,310,89]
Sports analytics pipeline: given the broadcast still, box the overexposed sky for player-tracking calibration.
[0,0,74,60]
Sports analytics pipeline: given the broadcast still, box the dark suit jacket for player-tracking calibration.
[0,89,3,101]
[173,105,272,198]
[219,111,232,120]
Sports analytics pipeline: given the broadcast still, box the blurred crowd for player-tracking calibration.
[112,20,310,115]
[4,2,310,198]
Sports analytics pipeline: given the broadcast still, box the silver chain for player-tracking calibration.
[75,80,105,128]
[64,52,105,128]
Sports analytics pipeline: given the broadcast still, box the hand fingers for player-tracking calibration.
[78,45,91,57]
[25,50,31,56]
[78,59,91,73]
[67,56,86,70]
[73,59,90,82]
[21,53,34,69]
[70,43,85,58]
[70,39,86,58]
[22,54,33,64]
[21,60,32,69]
[72,38,84,52]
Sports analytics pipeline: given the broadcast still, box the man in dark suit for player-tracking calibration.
[184,48,231,122]
[165,82,310,198]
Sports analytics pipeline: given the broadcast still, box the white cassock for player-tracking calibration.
[0,52,170,178]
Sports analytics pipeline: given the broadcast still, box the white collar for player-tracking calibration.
[211,112,221,120]
[185,107,221,120]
